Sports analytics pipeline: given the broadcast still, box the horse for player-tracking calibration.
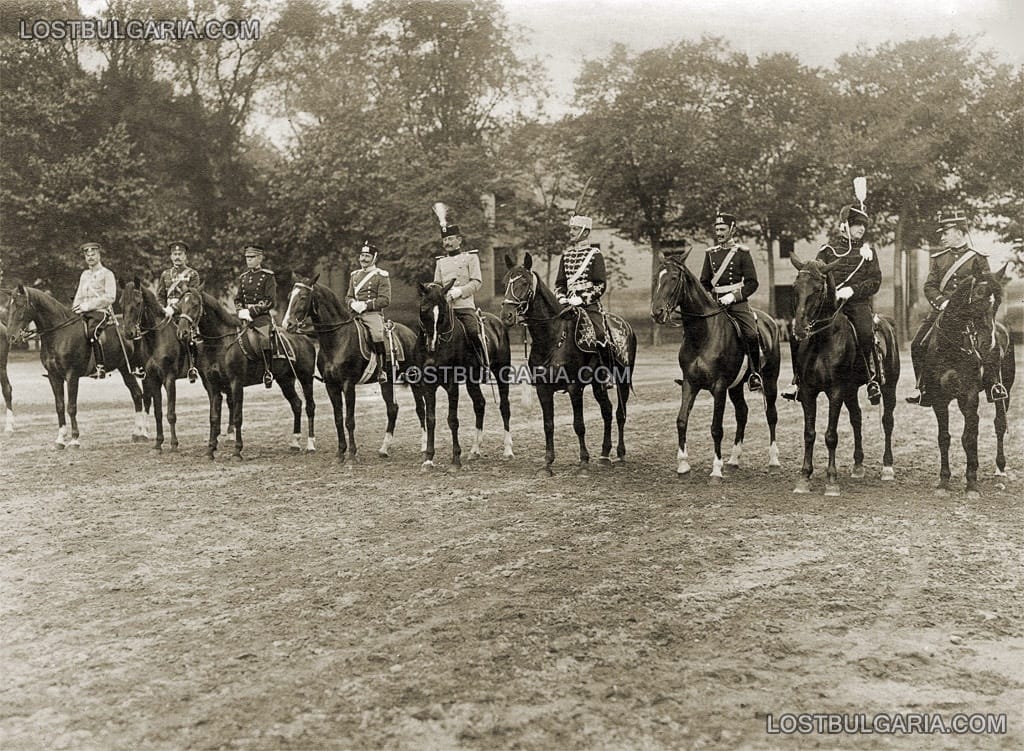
[5,285,148,447]
[788,254,900,495]
[282,275,423,464]
[501,253,636,476]
[0,289,13,433]
[415,280,514,470]
[175,287,319,459]
[987,264,1015,478]
[121,278,203,451]
[650,248,781,482]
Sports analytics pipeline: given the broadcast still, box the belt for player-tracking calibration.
[713,282,742,294]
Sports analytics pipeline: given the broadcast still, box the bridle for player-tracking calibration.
[7,290,77,340]
[420,284,455,351]
[501,270,538,325]
[124,287,170,340]
[287,281,354,334]
[656,260,726,324]
[793,268,844,340]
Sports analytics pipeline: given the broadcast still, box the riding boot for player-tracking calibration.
[374,341,389,383]
[187,344,199,383]
[262,351,274,388]
[91,340,106,379]
[272,332,287,359]
[746,336,762,392]
[782,336,799,400]
[864,351,881,405]
[984,351,1009,403]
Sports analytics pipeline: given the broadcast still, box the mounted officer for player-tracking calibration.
[234,244,278,388]
[906,210,1004,406]
[700,212,762,391]
[72,242,117,378]
[555,213,608,347]
[346,241,392,383]
[783,204,882,404]
[432,207,486,364]
[157,241,202,318]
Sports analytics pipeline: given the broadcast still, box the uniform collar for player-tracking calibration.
[573,241,591,251]
[360,264,378,273]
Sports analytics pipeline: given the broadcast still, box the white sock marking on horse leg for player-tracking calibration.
[379,431,393,456]
[431,306,439,351]
[503,430,514,458]
[727,441,743,467]
[307,436,317,453]
[4,409,13,433]
[134,412,146,436]
[68,437,81,447]
[677,447,690,475]
[421,429,428,453]
[56,426,67,446]
[290,432,301,449]
[768,441,781,467]
[710,456,724,478]
[470,428,483,456]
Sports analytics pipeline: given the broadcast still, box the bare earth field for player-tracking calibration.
[1,345,1021,750]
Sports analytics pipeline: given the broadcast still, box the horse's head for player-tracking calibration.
[790,253,841,341]
[175,287,203,342]
[283,274,320,333]
[121,278,146,339]
[500,253,537,327]
[651,248,692,324]
[418,280,454,353]
[5,285,34,342]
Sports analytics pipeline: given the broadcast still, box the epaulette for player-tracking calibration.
[931,248,951,258]
[435,255,446,260]
[261,268,274,275]
[735,244,750,252]
[378,269,389,277]
[967,246,987,256]
[466,249,479,255]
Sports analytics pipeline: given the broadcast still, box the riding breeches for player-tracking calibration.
[910,312,939,382]
[726,302,760,371]
[454,309,486,353]
[581,303,607,343]
[842,301,875,369]
[358,311,385,342]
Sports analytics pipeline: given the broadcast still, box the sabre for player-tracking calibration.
[572,175,595,217]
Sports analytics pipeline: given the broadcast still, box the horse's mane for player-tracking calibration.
[25,286,73,317]
[664,256,719,309]
[200,290,242,329]
[312,281,350,320]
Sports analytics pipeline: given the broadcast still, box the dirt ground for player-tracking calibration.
[1,345,1021,750]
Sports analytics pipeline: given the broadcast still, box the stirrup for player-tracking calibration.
[187,367,199,384]
[91,365,107,380]
[905,388,922,404]
[263,371,274,389]
[131,367,146,379]
[866,380,882,405]
[989,383,1009,403]
[747,372,763,392]
[782,384,799,401]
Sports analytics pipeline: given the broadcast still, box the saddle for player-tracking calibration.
[240,327,272,361]
[81,310,111,342]
[573,309,633,368]
[724,309,770,359]
[354,318,406,362]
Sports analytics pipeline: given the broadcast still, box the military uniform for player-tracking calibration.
[816,235,881,379]
[434,244,484,347]
[72,242,117,376]
[555,240,608,340]
[157,265,202,312]
[700,237,761,380]
[234,266,277,331]
[347,265,391,341]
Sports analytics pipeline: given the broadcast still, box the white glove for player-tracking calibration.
[859,242,874,261]
[836,286,854,301]
[351,301,367,314]
[557,296,569,305]
[719,293,736,306]
[568,295,584,307]
[238,308,252,322]
[163,305,175,318]
[73,303,85,314]
[939,299,949,310]
[446,286,462,301]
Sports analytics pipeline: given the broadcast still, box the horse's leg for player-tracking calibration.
[708,388,727,484]
[302,376,316,453]
[446,381,462,470]
[880,372,897,481]
[934,401,952,494]
[846,391,865,479]
[592,383,613,462]
[959,393,981,499]
[614,367,631,462]
[378,380,398,457]
[422,386,437,469]
[48,374,69,448]
[278,376,304,453]
[151,375,165,450]
[568,383,590,469]
[823,392,843,496]
[165,375,180,450]
[231,382,245,459]
[726,385,748,469]
[994,396,1008,476]
[466,380,486,459]
[764,365,781,469]
[497,374,514,459]
[794,390,817,493]
[412,384,428,457]
[538,384,556,476]
[1,364,13,433]
[205,385,222,460]
[675,379,698,475]
[118,363,147,442]
[324,381,347,463]
[344,381,358,460]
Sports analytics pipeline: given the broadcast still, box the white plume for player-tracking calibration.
[853,177,867,209]
[432,202,450,229]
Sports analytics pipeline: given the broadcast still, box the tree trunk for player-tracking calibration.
[893,208,907,343]
[763,221,776,317]
[650,238,661,346]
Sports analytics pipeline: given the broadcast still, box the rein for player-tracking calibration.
[659,262,727,323]
[288,282,354,334]
[794,269,845,339]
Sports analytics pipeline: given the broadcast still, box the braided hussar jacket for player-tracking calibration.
[555,242,606,305]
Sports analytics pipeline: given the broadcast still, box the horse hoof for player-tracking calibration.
[537,466,554,478]
[598,456,612,464]
[306,447,317,455]
[994,469,1007,477]
[677,464,691,476]
[378,449,389,458]
[503,451,515,460]
[469,451,481,461]
[824,484,841,497]
[167,445,179,452]
[421,461,435,472]
[708,474,723,486]
[231,454,243,462]
[966,489,981,500]
[881,466,895,481]
[206,452,215,461]
[152,444,162,452]
[936,487,950,497]
[289,446,301,453]
[793,480,811,494]
[850,465,865,479]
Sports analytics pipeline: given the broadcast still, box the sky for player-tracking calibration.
[502,0,1023,113]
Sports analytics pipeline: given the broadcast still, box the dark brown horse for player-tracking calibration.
[121,279,200,451]
[501,253,636,476]
[175,288,319,459]
[788,254,900,495]
[6,286,148,447]
[415,281,514,470]
[918,274,1003,498]
[282,276,423,464]
[988,265,1015,478]
[651,248,780,482]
